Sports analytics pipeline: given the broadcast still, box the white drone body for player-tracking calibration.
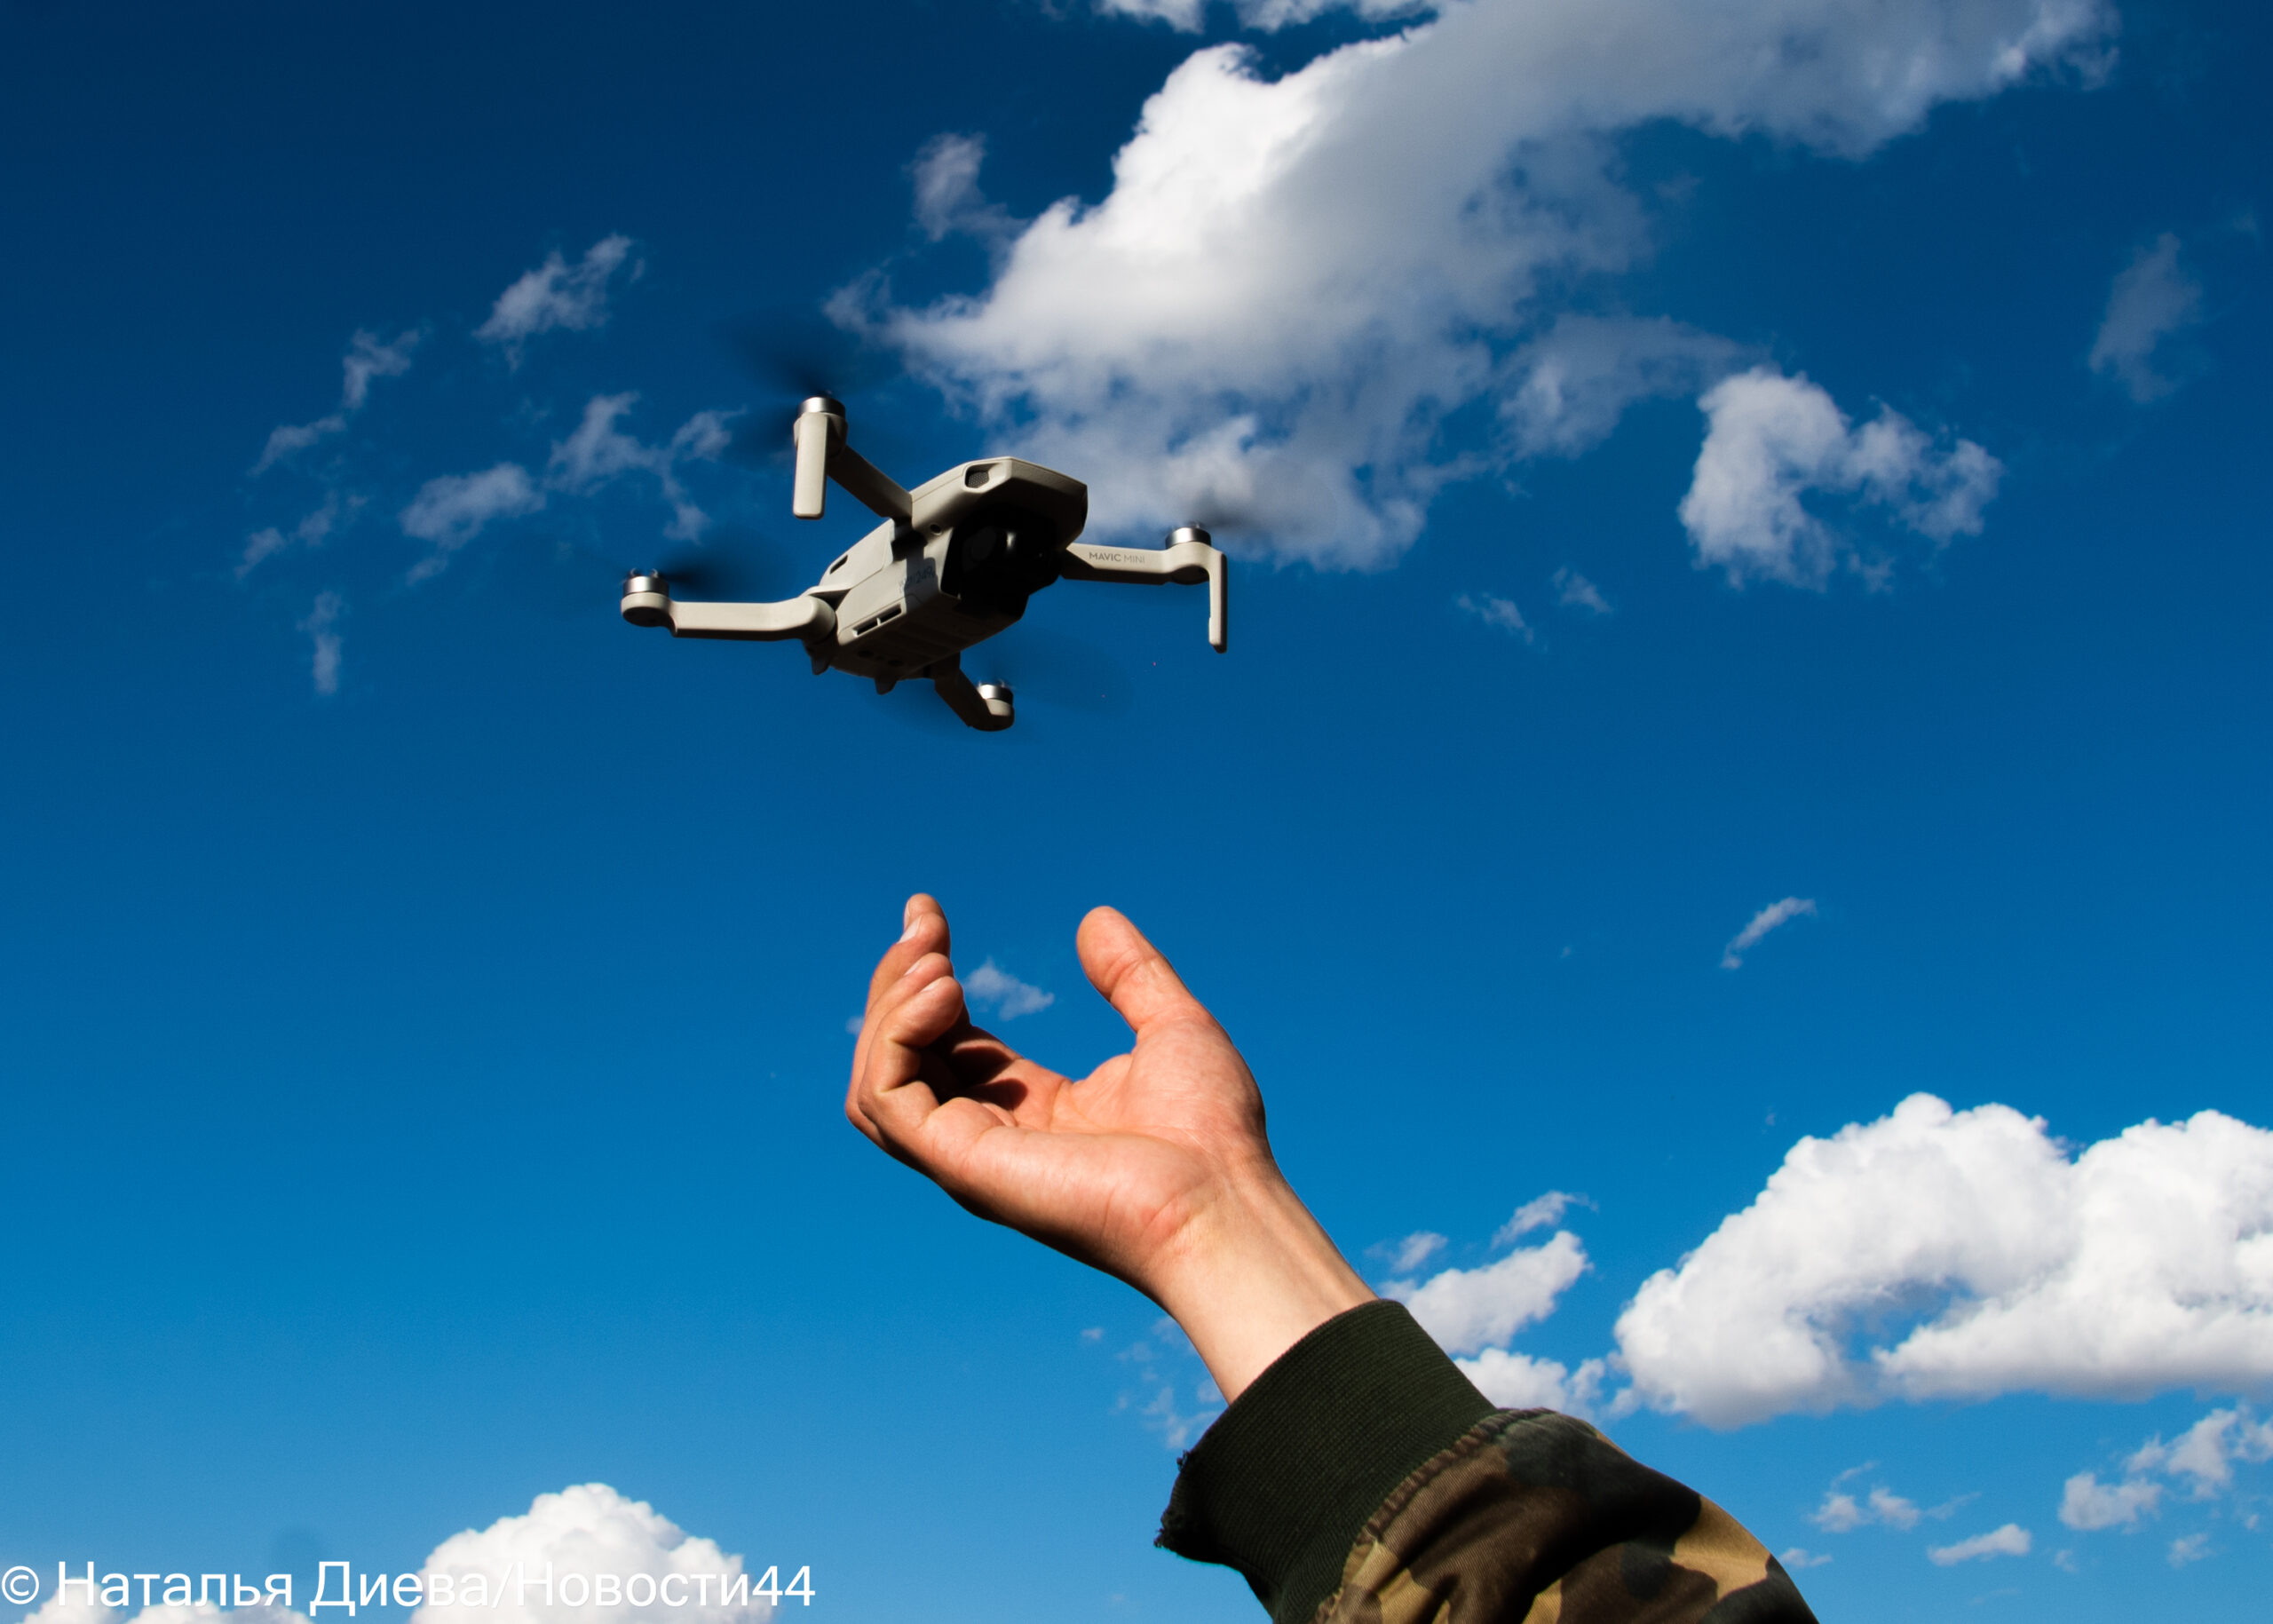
[620,394,1226,731]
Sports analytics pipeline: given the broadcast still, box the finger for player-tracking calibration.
[1076,906,1216,1037]
[850,950,969,1146]
[866,893,951,1011]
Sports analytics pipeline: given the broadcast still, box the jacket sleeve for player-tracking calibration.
[1156,1301,1817,1624]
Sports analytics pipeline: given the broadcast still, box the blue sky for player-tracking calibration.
[1,1,2269,1620]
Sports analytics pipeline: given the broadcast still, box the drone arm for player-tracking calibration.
[624,590,837,643]
[928,660,1014,732]
[828,445,913,525]
[790,399,914,525]
[1058,532,1228,653]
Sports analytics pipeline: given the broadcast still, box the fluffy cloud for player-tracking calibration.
[1721,895,1816,970]
[415,1483,773,1624]
[2059,1470,2161,1531]
[254,329,421,474]
[963,958,1055,1019]
[1394,1229,1588,1355]
[2088,233,2203,402]
[401,463,546,580]
[548,393,736,541]
[12,1488,769,1624]
[478,235,639,365]
[1927,1524,2030,1565]
[1679,369,2002,588]
[1613,1095,2273,1427]
[1455,592,1532,643]
[863,0,2102,565]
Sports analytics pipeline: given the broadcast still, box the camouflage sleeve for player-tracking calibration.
[1158,1302,1815,1624]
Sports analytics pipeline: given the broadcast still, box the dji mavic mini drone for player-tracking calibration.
[619,394,1226,730]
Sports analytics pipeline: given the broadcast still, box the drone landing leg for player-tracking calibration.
[929,661,1015,733]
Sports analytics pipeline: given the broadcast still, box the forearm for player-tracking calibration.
[1144,1166,1376,1403]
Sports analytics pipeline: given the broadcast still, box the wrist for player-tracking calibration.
[1147,1167,1375,1402]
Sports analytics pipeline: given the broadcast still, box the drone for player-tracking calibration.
[619,394,1226,730]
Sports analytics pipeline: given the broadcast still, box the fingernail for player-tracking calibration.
[900,916,923,942]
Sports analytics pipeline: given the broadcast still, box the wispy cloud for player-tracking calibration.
[547,392,737,541]
[1720,896,1816,970]
[297,591,345,696]
[1552,567,1612,615]
[1493,1191,1584,1247]
[1778,1549,1833,1571]
[477,235,639,366]
[964,958,1054,1020]
[240,493,360,580]
[401,463,545,581]
[2089,234,2203,403]
[1457,592,1532,643]
[253,328,421,474]
[2166,1533,2213,1567]
[1927,1525,2030,1565]
[1383,1231,1448,1273]
[910,133,1018,245]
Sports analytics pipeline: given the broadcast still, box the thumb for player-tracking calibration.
[1077,907,1213,1037]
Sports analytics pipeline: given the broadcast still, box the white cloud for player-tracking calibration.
[254,329,421,473]
[12,1487,770,1624]
[1720,895,1817,970]
[240,493,357,579]
[1095,0,1427,31]
[963,958,1055,1019]
[414,1483,772,1624]
[1389,1229,1588,1356]
[2058,1403,2273,1535]
[1679,368,2002,588]
[2166,1533,2212,1567]
[1778,1549,1833,1571]
[862,0,2101,566]
[1552,566,1611,615]
[548,393,736,542]
[1493,1190,1581,1247]
[911,134,1016,244]
[1928,1524,2030,1565]
[401,463,546,580]
[2059,1471,2160,1531]
[1501,315,1741,460]
[2089,234,2203,403]
[1387,1230,1448,1272]
[1456,591,1532,643]
[18,1601,310,1624]
[1811,1484,1921,1533]
[2128,1406,2273,1495]
[478,235,639,365]
[1613,1095,2273,1428]
[297,590,345,696]
[1455,1346,1608,1415]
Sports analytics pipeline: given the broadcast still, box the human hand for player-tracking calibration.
[845,894,1373,1401]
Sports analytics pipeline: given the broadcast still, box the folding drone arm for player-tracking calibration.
[619,574,836,642]
[1057,527,1228,653]
[791,396,912,525]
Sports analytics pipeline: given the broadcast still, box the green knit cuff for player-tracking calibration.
[1155,1300,1494,1624]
